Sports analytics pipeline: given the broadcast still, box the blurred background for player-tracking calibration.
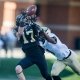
[0,0,80,80]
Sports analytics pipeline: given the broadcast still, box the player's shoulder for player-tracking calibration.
[16,14,22,19]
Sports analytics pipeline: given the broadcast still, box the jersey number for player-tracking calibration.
[23,30,35,43]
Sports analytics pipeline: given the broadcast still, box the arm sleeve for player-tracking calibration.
[16,14,25,27]
[16,14,22,26]
[16,19,20,27]
[19,21,25,27]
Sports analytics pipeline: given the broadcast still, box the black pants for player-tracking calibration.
[17,44,52,80]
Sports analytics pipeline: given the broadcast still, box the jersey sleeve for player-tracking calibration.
[19,21,25,27]
[16,14,26,27]
[16,14,22,26]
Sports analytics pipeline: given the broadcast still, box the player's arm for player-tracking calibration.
[14,14,25,39]
[13,26,22,40]
[16,22,25,41]
[41,32,57,44]
[34,24,57,44]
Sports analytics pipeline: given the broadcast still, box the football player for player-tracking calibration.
[40,27,80,80]
[15,5,52,80]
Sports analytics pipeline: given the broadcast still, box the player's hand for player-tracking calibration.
[18,27,24,35]
[16,32,20,40]
[16,27,24,40]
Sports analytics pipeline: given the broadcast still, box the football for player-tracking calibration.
[26,5,37,16]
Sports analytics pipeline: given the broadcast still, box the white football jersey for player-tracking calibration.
[40,27,70,60]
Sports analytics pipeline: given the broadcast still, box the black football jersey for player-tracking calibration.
[19,23,40,46]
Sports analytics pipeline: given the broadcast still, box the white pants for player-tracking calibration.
[51,50,80,76]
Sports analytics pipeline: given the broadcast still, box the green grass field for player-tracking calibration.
[0,57,80,80]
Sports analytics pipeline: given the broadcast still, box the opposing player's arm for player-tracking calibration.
[42,32,57,44]
[33,24,57,44]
